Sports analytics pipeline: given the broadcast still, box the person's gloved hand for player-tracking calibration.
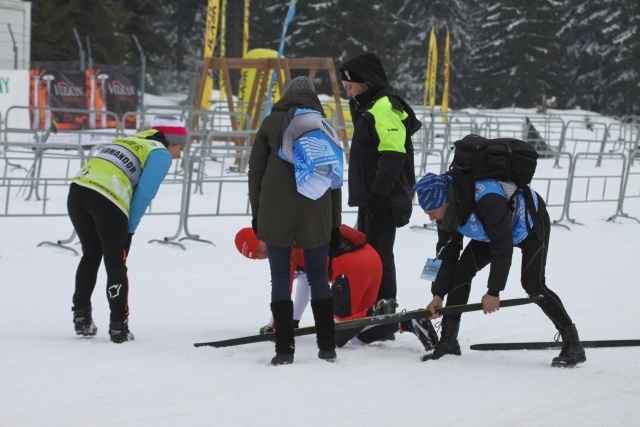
[124,233,134,257]
[328,227,342,258]
[251,217,258,234]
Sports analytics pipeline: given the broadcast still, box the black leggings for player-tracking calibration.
[444,211,573,331]
[67,184,129,322]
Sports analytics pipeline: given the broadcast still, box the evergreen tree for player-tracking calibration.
[31,0,82,63]
[31,0,134,66]
[224,0,246,59]
[120,0,172,67]
[559,0,639,116]
[602,0,639,116]
[560,0,615,112]
[393,0,474,108]
[469,0,568,109]
[31,0,171,68]
[26,0,637,116]
[247,1,289,52]
[155,0,205,72]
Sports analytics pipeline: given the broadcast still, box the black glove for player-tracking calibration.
[251,217,258,234]
[328,227,342,258]
[124,233,134,257]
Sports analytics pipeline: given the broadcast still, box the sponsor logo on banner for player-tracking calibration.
[28,68,139,130]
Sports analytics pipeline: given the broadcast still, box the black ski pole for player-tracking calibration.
[195,297,535,348]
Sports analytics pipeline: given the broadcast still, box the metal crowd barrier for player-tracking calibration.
[1,141,86,210]
[561,152,628,226]
[3,106,125,145]
[608,143,640,224]
[2,107,638,252]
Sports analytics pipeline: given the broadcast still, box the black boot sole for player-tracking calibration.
[109,332,134,343]
[318,349,337,362]
[421,351,461,362]
[551,356,586,368]
[74,321,97,337]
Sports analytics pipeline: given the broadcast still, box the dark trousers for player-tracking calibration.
[266,243,332,302]
[357,208,397,300]
[444,211,573,330]
[67,184,129,322]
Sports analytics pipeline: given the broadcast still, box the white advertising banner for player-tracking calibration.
[0,69,30,141]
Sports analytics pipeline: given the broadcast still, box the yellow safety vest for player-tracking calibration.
[73,130,168,216]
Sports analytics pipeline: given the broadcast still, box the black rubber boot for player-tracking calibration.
[72,306,97,337]
[311,297,337,362]
[551,324,586,368]
[270,300,295,365]
[421,318,461,361]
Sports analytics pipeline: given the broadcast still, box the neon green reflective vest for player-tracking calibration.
[369,96,408,153]
[72,130,167,216]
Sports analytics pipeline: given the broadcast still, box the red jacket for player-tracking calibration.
[289,225,382,321]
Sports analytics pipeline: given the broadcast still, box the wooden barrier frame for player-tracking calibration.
[194,57,349,148]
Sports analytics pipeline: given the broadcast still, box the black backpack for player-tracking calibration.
[448,134,538,185]
[445,134,544,240]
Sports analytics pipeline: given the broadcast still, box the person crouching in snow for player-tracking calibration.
[235,225,438,352]
[414,172,586,367]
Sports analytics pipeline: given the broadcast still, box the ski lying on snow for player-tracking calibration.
[470,339,640,351]
[195,297,535,348]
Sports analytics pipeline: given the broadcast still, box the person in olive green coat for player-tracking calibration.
[248,76,343,366]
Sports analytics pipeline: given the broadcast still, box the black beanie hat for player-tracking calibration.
[339,53,388,86]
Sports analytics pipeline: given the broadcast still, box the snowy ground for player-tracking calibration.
[1,106,639,426]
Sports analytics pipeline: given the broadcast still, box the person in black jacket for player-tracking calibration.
[414,172,586,367]
[339,53,421,315]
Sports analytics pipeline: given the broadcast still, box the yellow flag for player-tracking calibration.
[202,0,220,110]
[441,29,450,121]
[243,0,250,58]
[219,0,227,102]
[428,28,438,108]
[423,27,438,110]
[422,27,433,108]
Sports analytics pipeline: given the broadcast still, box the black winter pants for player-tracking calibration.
[357,208,397,300]
[444,211,573,331]
[67,184,130,322]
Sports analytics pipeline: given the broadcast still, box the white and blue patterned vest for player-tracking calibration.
[458,179,539,245]
[278,107,343,200]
